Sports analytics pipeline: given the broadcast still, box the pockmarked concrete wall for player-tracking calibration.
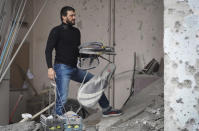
[31,0,163,108]
[164,0,199,130]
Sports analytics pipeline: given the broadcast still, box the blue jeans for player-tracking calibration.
[54,64,110,115]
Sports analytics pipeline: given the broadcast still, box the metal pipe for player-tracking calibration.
[112,0,116,108]
[0,0,48,83]
[19,102,55,123]
[122,52,136,108]
[108,0,112,101]
[108,0,116,108]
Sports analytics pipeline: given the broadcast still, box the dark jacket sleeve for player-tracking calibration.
[45,28,58,68]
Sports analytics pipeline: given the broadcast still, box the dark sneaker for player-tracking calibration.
[102,107,122,117]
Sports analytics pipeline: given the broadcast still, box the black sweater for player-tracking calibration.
[45,23,81,68]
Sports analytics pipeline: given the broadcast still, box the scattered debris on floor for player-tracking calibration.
[0,121,41,131]
[83,77,164,131]
[108,93,164,131]
[0,56,164,131]
[0,77,163,131]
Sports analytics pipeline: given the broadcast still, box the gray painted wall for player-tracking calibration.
[31,0,163,109]
[164,0,199,130]
[114,0,163,108]
[0,80,9,125]
[0,0,12,125]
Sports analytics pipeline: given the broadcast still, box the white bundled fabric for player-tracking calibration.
[77,63,116,107]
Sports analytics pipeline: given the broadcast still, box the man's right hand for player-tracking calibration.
[48,68,56,80]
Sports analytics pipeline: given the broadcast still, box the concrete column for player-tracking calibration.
[0,0,12,125]
[0,80,9,125]
[164,0,199,130]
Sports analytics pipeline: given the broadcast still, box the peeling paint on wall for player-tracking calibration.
[194,72,199,86]
[185,62,196,75]
[176,98,184,104]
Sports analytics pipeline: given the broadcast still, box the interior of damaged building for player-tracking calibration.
[0,0,199,130]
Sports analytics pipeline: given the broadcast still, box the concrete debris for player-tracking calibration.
[95,77,164,131]
[145,107,161,115]
[109,102,164,131]
[107,78,164,131]
[84,126,98,131]
[0,121,42,131]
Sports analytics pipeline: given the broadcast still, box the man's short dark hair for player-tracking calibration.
[60,6,75,21]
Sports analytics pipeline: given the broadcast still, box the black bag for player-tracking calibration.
[142,58,159,74]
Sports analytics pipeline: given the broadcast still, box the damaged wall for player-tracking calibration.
[31,0,163,108]
[164,0,199,130]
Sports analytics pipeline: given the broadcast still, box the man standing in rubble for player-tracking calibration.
[45,6,122,117]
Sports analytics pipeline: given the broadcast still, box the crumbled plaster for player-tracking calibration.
[171,77,179,84]
[185,62,196,75]
[176,98,184,104]
[177,80,192,89]
[194,72,199,86]
[174,21,181,29]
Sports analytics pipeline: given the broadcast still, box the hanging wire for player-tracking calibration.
[0,0,25,67]
[0,0,18,52]
[0,0,48,83]
[0,0,27,74]
[0,0,26,76]
[76,71,88,113]
[3,16,25,71]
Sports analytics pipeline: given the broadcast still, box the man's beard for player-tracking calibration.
[66,20,75,25]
